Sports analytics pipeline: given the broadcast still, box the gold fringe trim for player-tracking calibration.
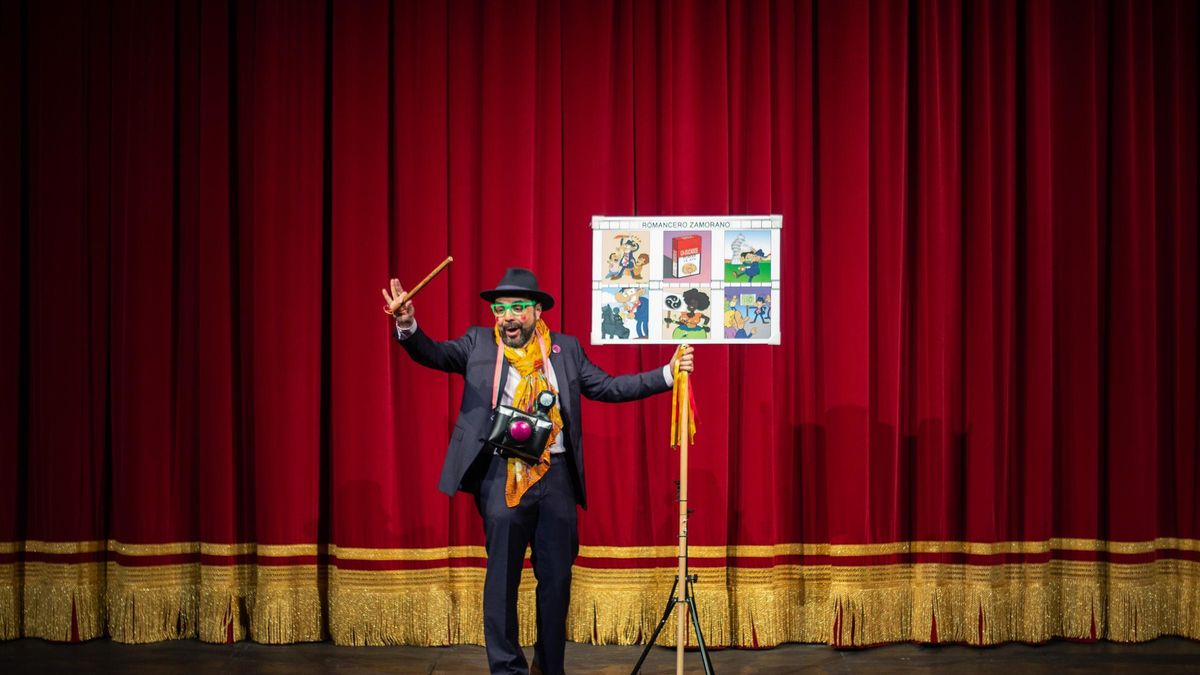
[110,563,327,644]
[245,565,327,643]
[566,566,676,645]
[104,563,198,643]
[327,566,544,647]
[22,562,106,641]
[329,568,461,646]
[566,565,733,648]
[0,563,20,639]
[1160,559,1200,642]
[198,564,253,643]
[8,559,328,644]
[2,549,1199,647]
[728,564,830,645]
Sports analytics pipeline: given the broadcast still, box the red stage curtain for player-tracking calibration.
[2,0,1197,647]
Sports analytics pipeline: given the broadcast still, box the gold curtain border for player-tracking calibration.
[7,541,323,558]
[3,540,1199,647]
[326,559,1200,647]
[108,542,321,558]
[0,562,20,640]
[580,539,1200,558]
[7,538,1196,560]
[20,560,106,642]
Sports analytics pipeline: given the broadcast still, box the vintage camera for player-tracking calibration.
[485,391,557,465]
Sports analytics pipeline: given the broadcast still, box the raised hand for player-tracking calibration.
[381,278,415,327]
[671,345,695,374]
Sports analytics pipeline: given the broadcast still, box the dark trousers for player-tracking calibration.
[475,452,579,675]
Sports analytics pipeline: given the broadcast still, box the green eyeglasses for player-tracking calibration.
[491,301,536,316]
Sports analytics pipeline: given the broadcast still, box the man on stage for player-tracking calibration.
[382,267,694,675]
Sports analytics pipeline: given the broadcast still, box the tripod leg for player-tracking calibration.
[630,576,680,675]
[687,581,715,675]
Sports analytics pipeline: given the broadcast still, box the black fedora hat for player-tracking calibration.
[480,267,555,311]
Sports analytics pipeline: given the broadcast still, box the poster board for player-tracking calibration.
[590,215,781,345]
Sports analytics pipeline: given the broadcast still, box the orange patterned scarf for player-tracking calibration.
[495,319,564,507]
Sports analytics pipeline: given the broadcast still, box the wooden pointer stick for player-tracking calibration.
[676,351,690,675]
[386,256,453,314]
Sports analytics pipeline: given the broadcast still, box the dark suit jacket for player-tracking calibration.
[397,325,671,508]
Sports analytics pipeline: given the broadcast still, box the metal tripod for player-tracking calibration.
[629,534,714,674]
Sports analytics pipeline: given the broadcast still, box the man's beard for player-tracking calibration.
[500,321,536,348]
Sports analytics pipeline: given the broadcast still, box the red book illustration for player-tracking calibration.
[672,235,702,278]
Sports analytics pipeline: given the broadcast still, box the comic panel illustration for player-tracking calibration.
[662,287,714,341]
[661,230,712,282]
[600,231,652,283]
[723,230,773,283]
[723,287,773,340]
[598,286,651,340]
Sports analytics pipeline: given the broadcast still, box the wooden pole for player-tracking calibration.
[385,256,453,314]
[676,360,690,675]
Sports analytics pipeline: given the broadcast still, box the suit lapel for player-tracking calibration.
[477,332,502,408]
[548,338,571,425]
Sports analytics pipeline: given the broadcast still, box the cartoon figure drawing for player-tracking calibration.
[724,297,756,339]
[735,249,767,282]
[664,288,712,340]
[607,236,645,280]
[724,289,771,340]
[724,230,773,283]
[606,252,624,279]
[724,299,743,338]
[633,253,651,280]
[750,295,770,324]
[614,287,649,339]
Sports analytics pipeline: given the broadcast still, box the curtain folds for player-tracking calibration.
[3,0,1197,647]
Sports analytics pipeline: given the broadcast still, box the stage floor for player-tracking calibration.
[2,636,1199,673]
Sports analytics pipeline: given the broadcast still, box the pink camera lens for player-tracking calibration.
[509,419,533,442]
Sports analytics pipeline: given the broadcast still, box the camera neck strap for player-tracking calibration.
[490,331,554,410]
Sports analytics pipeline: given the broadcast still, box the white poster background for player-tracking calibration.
[590,215,782,345]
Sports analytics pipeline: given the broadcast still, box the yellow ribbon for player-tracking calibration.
[669,345,696,448]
